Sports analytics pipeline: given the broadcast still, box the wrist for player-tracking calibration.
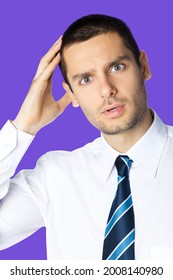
[12,118,39,135]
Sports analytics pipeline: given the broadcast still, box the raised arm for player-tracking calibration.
[13,36,71,135]
[0,37,72,250]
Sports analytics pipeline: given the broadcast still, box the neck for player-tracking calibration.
[102,108,153,153]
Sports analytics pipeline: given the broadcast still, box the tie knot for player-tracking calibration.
[115,155,132,178]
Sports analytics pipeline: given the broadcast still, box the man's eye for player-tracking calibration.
[80,77,92,85]
[111,64,125,72]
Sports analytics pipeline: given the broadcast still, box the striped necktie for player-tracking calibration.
[102,155,135,260]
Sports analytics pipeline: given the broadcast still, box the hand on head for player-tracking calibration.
[12,36,71,135]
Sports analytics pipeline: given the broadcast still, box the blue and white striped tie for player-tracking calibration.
[102,155,135,260]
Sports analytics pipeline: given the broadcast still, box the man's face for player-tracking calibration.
[63,32,151,135]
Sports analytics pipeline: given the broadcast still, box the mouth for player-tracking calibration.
[102,104,124,113]
[101,104,125,118]
[106,106,119,112]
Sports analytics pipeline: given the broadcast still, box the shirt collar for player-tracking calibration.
[100,111,168,182]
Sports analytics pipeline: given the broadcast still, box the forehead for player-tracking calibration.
[63,32,133,77]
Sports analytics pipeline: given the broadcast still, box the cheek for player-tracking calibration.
[74,88,99,109]
[120,72,144,98]
[80,98,97,113]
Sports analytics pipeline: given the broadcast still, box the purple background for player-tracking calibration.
[0,0,172,259]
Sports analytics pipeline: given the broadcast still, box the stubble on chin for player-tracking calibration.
[91,103,148,136]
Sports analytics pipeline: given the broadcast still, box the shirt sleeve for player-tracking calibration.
[0,121,34,198]
[0,121,45,250]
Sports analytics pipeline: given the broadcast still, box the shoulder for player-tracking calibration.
[37,137,103,167]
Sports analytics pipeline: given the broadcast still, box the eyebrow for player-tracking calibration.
[72,55,131,82]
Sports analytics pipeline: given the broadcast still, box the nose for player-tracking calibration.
[99,75,117,98]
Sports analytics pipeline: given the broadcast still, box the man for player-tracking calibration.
[0,14,173,260]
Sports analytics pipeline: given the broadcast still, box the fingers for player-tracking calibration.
[38,52,61,81]
[52,35,63,46]
[34,36,62,79]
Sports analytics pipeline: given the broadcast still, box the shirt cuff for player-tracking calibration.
[0,120,35,162]
[0,121,35,199]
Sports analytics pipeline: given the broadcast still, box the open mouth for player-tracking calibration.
[107,107,118,112]
[102,105,125,118]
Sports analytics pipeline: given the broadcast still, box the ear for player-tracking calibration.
[139,51,152,81]
[62,82,80,108]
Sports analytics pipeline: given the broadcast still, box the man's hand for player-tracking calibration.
[12,36,71,135]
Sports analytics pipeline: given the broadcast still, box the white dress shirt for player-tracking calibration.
[0,111,173,260]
